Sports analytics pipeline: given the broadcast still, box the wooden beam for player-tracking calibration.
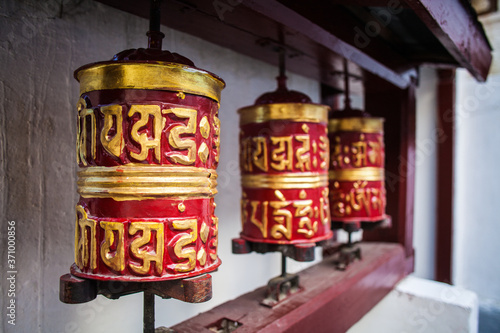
[326,0,410,6]
[402,0,492,81]
[435,69,455,284]
[94,0,491,87]
[244,0,413,89]
[276,1,412,73]
[171,243,406,333]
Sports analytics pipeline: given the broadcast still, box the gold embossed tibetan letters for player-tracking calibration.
[328,117,388,230]
[239,103,333,244]
[72,59,225,281]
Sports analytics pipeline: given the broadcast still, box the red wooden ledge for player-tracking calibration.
[171,242,407,333]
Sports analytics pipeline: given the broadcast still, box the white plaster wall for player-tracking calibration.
[454,9,500,328]
[413,67,439,280]
[0,1,322,332]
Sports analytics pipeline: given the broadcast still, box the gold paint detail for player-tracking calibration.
[100,105,125,157]
[77,165,218,200]
[320,188,330,226]
[197,247,207,266]
[270,200,293,240]
[178,203,186,213]
[199,116,210,139]
[351,181,370,215]
[242,188,330,241]
[351,141,367,167]
[275,190,286,201]
[294,197,317,238]
[242,173,328,189]
[318,136,329,170]
[209,216,218,261]
[176,92,186,99]
[76,62,225,102]
[213,113,221,163]
[295,135,311,171]
[330,180,385,218]
[238,103,329,125]
[165,107,197,165]
[270,136,293,171]
[200,222,209,243]
[329,167,384,181]
[129,105,163,161]
[302,124,309,133]
[172,219,197,273]
[77,99,96,166]
[368,140,383,165]
[198,142,209,163]
[331,133,383,169]
[100,221,125,272]
[328,117,384,133]
[252,137,268,172]
[75,205,97,270]
[250,201,268,238]
[129,222,164,275]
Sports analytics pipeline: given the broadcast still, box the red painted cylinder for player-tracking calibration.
[328,112,388,231]
[72,48,225,281]
[238,77,332,244]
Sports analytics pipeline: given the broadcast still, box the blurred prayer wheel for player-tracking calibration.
[71,38,225,281]
[328,113,388,231]
[238,76,333,245]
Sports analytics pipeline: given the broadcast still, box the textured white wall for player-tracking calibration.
[0,1,321,332]
[454,10,500,330]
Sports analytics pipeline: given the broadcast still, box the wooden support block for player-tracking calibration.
[172,242,407,333]
[60,273,97,304]
[59,271,213,304]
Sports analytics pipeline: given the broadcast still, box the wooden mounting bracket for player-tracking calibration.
[59,267,213,304]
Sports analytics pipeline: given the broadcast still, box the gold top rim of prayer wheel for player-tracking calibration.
[75,61,225,103]
[328,117,384,133]
[238,103,330,126]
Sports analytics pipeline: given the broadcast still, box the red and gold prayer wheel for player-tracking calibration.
[328,113,387,231]
[238,77,332,244]
[71,47,225,281]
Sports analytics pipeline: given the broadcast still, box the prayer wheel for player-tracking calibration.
[238,76,332,245]
[71,36,225,281]
[328,111,387,231]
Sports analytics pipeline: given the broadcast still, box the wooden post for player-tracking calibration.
[435,68,455,284]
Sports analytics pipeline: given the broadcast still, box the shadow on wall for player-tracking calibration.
[479,305,500,333]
